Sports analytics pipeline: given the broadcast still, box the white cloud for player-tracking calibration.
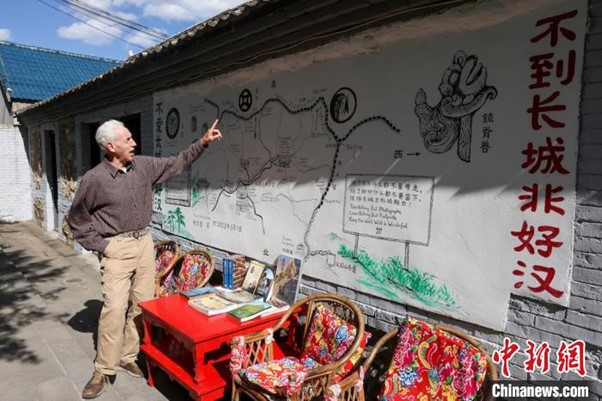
[85,0,113,11]
[112,0,146,7]
[116,0,242,22]
[124,31,159,49]
[57,19,122,46]
[54,0,241,50]
[0,29,11,40]
[143,3,192,22]
[113,11,140,22]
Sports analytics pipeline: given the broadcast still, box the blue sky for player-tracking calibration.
[0,0,242,61]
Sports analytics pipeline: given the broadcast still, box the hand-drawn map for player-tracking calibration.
[153,0,586,330]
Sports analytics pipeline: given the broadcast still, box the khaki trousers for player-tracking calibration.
[94,233,154,375]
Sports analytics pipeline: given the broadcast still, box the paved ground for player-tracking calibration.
[0,221,193,401]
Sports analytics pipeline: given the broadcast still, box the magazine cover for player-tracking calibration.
[241,260,265,293]
[272,254,302,306]
[255,266,275,301]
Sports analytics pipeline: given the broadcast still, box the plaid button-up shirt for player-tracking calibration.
[68,140,205,253]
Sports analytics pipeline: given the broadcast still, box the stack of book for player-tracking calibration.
[187,253,303,322]
[222,254,248,289]
[188,287,261,316]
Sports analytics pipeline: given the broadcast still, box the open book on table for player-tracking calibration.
[227,298,290,322]
[187,288,261,316]
[188,293,239,316]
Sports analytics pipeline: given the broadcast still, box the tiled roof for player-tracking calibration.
[0,40,120,102]
[18,0,272,112]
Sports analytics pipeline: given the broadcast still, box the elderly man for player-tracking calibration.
[68,118,222,398]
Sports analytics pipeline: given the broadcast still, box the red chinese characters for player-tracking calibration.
[524,340,551,374]
[492,337,520,378]
[511,221,563,257]
[521,137,570,175]
[557,340,586,377]
[493,337,586,378]
[512,9,579,299]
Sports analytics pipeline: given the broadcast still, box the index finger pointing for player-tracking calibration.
[210,119,219,131]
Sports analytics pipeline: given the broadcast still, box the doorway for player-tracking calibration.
[44,129,59,229]
[121,114,141,154]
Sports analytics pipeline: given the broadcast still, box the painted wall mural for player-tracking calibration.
[415,50,498,162]
[153,0,586,330]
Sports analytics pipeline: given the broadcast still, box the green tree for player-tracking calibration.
[166,210,176,232]
[174,207,186,233]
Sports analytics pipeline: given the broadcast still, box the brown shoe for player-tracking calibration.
[82,371,109,399]
[119,361,144,378]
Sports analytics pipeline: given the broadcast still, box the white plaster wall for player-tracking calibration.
[310,0,602,394]
[0,126,32,221]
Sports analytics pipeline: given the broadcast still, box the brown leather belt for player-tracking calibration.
[117,229,149,239]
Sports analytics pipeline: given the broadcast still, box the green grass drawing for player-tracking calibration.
[338,243,457,310]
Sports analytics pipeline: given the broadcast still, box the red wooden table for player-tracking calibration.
[139,294,285,401]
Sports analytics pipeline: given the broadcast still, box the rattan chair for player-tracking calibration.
[157,249,214,297]
[154,240,180,297]
[329,318,498,401]
[229,293,367,401]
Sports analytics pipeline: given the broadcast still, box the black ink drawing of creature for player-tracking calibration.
[414,50,497,162]
[333,94,349,116]
[330,87,356,123]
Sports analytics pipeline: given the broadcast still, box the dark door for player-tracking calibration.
[121,114,141,154]
[44,130,59,228]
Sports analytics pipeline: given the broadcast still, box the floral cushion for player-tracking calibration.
[174,254,211,292]
[300,304,358,367]
[160,253,212,295]
[158,271,175,297]
[155,249,176,274]
[241,356,315,397]
[334,331,371,382]
[378,318,488,401]
[378,318,440,400]
[438,329,488,400]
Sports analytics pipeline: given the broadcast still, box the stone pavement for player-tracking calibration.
[0,221,192,401]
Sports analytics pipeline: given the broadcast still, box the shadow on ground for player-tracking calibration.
[68,300,195,400]
[0,223,215,400]
[68,299,102,350]
[0,244,66,364]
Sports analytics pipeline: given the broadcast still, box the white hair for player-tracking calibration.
[95,119,124,150]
